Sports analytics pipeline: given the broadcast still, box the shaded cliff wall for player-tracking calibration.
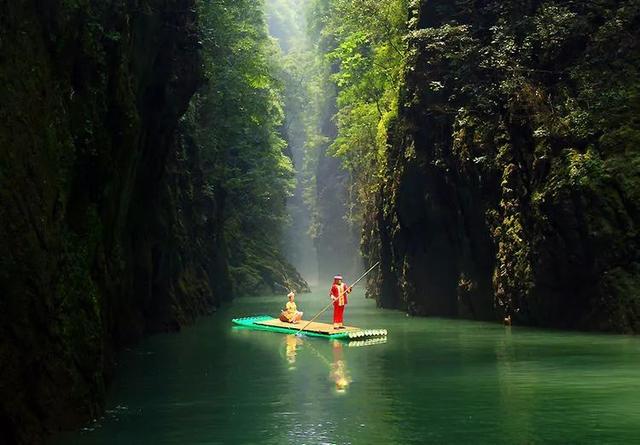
[0,1,228,443]
[368,0,640,331]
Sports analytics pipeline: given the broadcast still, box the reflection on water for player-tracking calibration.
[286,335,355,393]
[53,289,640,445]
[330,341,350,392]
[283,334,302,369]
[347,336,387,348]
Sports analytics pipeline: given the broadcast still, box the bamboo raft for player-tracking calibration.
[232,315,388,340]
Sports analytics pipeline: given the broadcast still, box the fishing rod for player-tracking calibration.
[295,261,381,337]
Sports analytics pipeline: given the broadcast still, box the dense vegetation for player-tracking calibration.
[0,1,305,443]
[304,0,408,291]
[191,0,308,295]
[1,0,639,442]
[266,0,362,281]
[309,0,407,217]
[310,0,640,331]
[265,0,320,281]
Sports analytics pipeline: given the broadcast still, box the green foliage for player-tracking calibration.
[191,0,298,293]
[307,0,409,225]
[397,0,640,323]
[566,148,609,189]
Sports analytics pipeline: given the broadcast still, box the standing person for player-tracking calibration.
[279,291,303,323]
[330,275,351,329]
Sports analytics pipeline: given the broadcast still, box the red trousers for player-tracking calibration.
[333,304,345,324]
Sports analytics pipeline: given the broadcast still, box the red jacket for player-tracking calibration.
[331,283,350,306]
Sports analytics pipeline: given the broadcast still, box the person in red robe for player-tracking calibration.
[330,275,351,329]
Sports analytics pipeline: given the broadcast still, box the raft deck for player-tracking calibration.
[232,315,387,340]
[256,318,359,334]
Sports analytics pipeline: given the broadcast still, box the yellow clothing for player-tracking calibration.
[285,301,297,318]
[285,335,298,364]
[337,283,348,306]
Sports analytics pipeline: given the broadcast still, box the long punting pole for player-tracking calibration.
[295,261,381,336]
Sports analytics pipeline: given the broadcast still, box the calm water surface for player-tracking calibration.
[54,288,640,444]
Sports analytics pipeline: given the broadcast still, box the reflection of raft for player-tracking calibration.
[232,315,387,340]
[346,336,387,347]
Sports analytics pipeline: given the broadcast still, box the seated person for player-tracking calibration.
[279,291,303,323]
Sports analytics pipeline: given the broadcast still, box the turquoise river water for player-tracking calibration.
[53,288,640,444]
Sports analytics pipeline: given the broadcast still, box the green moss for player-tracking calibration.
[363,0,640,331]
[567,147,609,188]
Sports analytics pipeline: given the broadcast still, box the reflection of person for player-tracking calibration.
[329,275,351,329]
[330,341,350,392]
[285,335,301,367]
[279,291,303,323]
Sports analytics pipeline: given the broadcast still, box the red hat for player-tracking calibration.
[333,275,342,281]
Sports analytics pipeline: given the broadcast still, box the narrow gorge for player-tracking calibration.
[1,0,639,444]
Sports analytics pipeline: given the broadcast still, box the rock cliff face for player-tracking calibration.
[0,1,229,443]
[367,0,640,332]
